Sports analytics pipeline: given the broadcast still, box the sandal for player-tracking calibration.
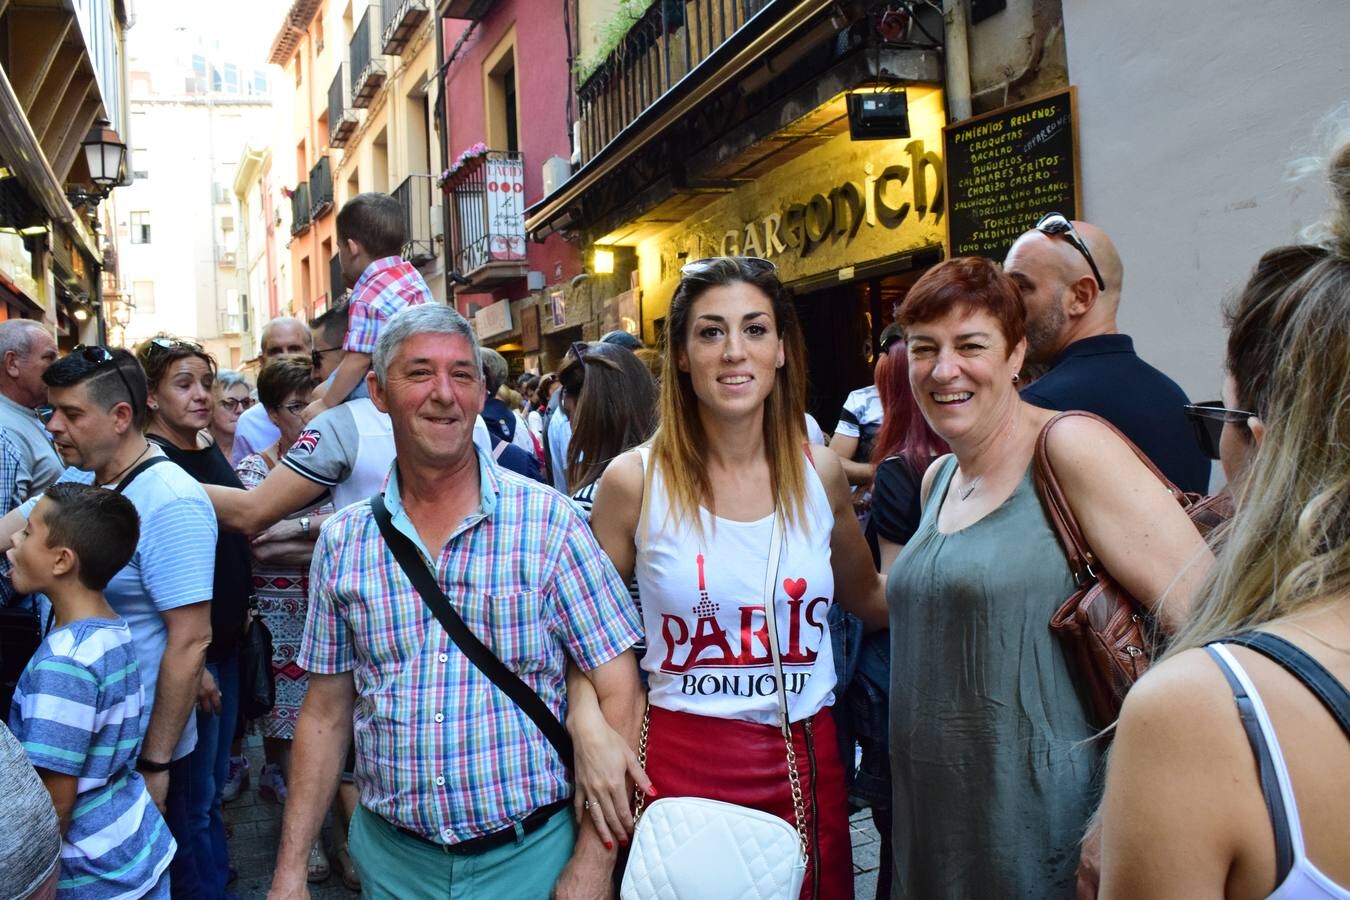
[306,841,331,883]
[333,846,362,891]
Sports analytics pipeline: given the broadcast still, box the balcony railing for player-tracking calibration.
[576,0,770,165]
[381,0,428,55]
[446,150,527,286]
[309,156,334,219]
[394,173,438,266]
[290,182,312,236]
[328,64,359,147]
[437,0,498,19]
[350,6,387,107]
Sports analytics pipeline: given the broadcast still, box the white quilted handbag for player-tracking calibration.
[620,514,808,900]
[619,796,806,900]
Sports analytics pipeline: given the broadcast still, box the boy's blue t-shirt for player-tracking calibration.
[19,459,217,760]
[9,618,176,898]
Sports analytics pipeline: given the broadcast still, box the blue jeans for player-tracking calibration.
[186,654,239,899]
[166,757,204,899]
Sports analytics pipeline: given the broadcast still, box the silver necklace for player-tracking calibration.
[959,474,982,501]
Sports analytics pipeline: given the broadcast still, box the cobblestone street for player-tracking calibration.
[226,737,885,898]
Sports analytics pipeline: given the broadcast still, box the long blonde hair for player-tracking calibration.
[1166,138,1350,657]
[650,257,809,528]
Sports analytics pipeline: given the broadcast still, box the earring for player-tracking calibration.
[1011,373,1020,384]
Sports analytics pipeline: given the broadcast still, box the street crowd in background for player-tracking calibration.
[0,126,1346,900]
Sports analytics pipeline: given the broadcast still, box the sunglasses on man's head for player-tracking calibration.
[71,344,138,416]
[1183,401,1257,460]
[679,256,779,278]
[1035,213,1106,292]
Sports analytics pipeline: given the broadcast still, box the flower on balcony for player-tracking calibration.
[438,142,490,190]
[575,0,657,83]
[281,186,294,199]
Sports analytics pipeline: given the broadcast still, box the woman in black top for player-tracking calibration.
[853,331,949,900]
[136,335,253,899]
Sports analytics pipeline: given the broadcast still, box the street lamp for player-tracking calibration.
[66,119,128,210]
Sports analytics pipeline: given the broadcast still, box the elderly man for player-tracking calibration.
[0,320,62,505]
[0,347,217,896]
[1003,215,1210,494]
[230,316,314,465]
[265,304,642,900]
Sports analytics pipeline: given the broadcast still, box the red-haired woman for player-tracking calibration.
[885,257,1212,897]
[570,257,887,898]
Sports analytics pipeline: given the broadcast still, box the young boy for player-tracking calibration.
[6,483,176,898]
[302,192,432,422]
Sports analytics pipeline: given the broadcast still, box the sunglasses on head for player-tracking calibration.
[679,256,778,278]
[147,336,204,357]
[71,344,138,417]
[1035,213,1106,291]
[1183,401,1257,460]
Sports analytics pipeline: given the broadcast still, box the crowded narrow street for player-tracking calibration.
[1,0,1348,899]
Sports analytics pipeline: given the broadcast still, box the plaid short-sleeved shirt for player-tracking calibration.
[299,449,641,844]
[343,256,434,354]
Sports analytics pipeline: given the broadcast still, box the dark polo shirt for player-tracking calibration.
[1020,334,1210,494]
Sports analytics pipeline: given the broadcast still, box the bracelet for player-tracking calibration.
[137,756,172,773]
[300,516,311,537]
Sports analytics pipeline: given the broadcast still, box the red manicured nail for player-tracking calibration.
[620,838,629,848]
[604,840,614,851]
[646,786,659,797]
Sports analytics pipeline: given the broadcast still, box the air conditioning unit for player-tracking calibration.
[542,156,571,197]
[219,251,237,267]
[430,204,444,240]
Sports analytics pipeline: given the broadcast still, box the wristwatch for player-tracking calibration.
[300,516,311,537]
[137,756,172,773]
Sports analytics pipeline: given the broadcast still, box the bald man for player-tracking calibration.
[1003,218,1209,494]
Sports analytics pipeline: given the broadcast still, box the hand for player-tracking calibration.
[552,844,613,900]
[1077,816,1102,900]
[197,668,222,715]
[570,711,653,847]
[141,769,169,812]
[252,519,296,547]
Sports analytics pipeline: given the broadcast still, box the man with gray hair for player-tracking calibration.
[266,304,643,899]
[230,316,314,465]
[0,320,61,507]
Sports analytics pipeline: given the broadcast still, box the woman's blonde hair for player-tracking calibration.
[1166,136,1350,657]
[651,257,809,528]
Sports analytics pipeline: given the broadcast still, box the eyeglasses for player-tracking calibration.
[281,401,308,417]
[679,256,779,277]
[1183,401,1257,460]
[147,336,204,358]
[1035,213,1106,291]
[218,397,256,413]
[72,344,137,415]
[311,346,342,368]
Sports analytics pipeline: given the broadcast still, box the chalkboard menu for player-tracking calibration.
[943,88,1080,262]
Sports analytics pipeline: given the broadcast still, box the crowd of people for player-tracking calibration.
[0,133,1345,900]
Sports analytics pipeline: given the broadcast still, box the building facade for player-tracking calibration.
[0,0,131,346]
[116,25,273,368]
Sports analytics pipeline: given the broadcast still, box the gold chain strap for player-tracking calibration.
[782,723,809,859]
[632,704,652,821]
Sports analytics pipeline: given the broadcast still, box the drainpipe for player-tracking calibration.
[943,0,973,122]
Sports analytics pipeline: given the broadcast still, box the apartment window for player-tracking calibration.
[223,62,239,93]
[132,280,155,314]
[211,64,222,93]
[253,70,267,95]
[294,52,303,86]
[483,29,520,154]
[130,211,151,244]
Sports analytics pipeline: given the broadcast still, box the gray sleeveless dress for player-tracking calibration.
[888,457,1101,899]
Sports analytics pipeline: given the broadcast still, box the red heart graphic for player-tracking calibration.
[782,578,807,600]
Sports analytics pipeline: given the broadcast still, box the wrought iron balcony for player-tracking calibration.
[576,0,770,166]
[290,182,312,236]
[381,0,428,55]
[445,150,527,287]
[393,174,438,266]
[328,64,359,148]
[350,6,387,107]
[309,157,334,219]
[437,0,498,19]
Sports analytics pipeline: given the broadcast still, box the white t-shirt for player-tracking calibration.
[805,413,826,446]
[633,450,837,725]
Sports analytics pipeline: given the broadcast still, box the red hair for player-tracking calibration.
[871,339,950,474]
[897,257,1026,355]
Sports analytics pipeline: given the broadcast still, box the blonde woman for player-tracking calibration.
[568,257,886,898]
[1099,144,1350,897]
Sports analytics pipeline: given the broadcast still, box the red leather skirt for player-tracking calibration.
[642,705,853,900]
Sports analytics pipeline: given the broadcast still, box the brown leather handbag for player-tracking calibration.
[1032,411,1232,728]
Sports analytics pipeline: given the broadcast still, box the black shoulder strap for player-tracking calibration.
[368,494,573,768]
[1203,645,1295,884]
[1226,631,1350,737]
[114,456,170,494]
